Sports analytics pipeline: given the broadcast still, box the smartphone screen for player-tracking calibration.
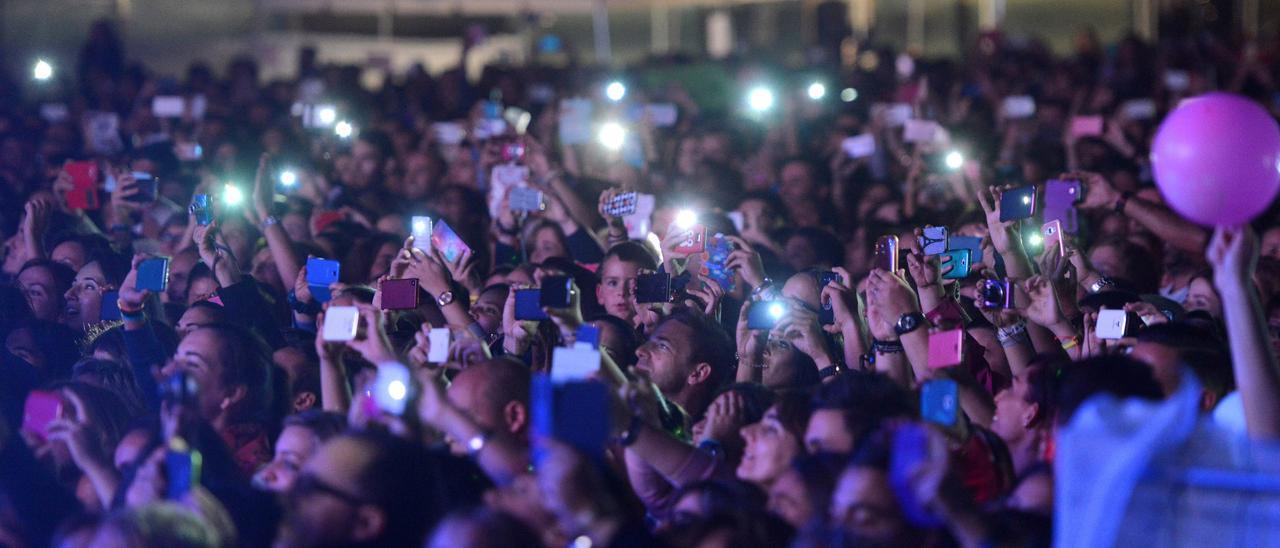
[918,226,948,255]
[431,219,471,263]
[427,328,451,364]
[999,186,1037,222]
[635,273,672,304]
[920,378,960,426]
[165,449,201,500]
[191,194,213,226]
[604,191,639,217]
[22,390,62,442]
[515,289,549,321]
[531,376,611,463]
[703,234,736,292]
[136,257,171,292]
[874,236,899,272]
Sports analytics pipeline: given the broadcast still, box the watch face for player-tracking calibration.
[896,313,920,334]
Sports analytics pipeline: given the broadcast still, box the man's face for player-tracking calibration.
[635,320,697,396]
[779,162,817,206]
[1129,341,1180,396]
[804,409,853,454]
[285,437,377,546]
[596,257,641,322]
[830,467,906,543]
[444,369,503,454]
[992,373,1036,443]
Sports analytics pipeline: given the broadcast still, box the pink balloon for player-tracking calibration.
[1151,92,1280,226]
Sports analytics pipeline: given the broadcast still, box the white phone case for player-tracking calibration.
[1095,309,1129,340]
[322,306,360,342]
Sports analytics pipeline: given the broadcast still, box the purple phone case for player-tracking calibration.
[380,278,419,310]
[1044,180,1081,233]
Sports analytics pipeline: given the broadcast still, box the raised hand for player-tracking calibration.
[723,235,767,289]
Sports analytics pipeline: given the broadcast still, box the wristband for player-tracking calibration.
[1060,338,1080,351]
[117,299,144,315]
[818,363,843,380]
[996,323,1028,346]
[261,215,279,229]
[1114,191,1134,214]
[872,339,905,354]
[120,308,145,321]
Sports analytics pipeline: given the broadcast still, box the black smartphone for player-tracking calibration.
[635,273,672,304]
[136,257,171,292]
[515,288,550,321]
[999,185,1037,222]
[747,300,787,330]
[124,172,158,203]
[817,271,841,325]
[539,276,573,309]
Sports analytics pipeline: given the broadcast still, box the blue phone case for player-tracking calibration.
[514,289,549,321]
[575,324,601,349]
[306,258,341,303]
[946,236,983,264]
[531,376,611,464]
[939,249,972,280]
[703,234,736,292]
[136,257,170,292]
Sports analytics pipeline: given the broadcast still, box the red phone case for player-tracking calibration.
[927,329,966,369]
[22,390,63,441]
[380,278,420,310]
[65,161,101,210]
[673,225,707,255]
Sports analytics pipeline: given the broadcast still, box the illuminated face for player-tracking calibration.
[737,405,801,487]
[64,261,109,330]
[596,256,642,322]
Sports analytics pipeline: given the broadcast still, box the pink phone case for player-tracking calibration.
[22,390,63,441]
[927,329,966,369]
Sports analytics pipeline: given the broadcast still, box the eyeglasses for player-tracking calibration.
[291,473,366,507]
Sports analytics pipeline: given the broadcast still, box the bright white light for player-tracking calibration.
[768,302,785,319]
[334,121,354,139]
[675,209,697,230]
[747,86,775,112]
[1021,195,1031,205]
[33,60,52,81]
[598,122,626,151]
[1027,233,1043,247]
[807,82,826,100]
[223,184,244,206]
[412,217,429,234]
[279,170,297,187]
[316,106,337,126]
[387,380,407,401]
[944,151,964,170]
[605,81,626,102]
[841,88,859,102]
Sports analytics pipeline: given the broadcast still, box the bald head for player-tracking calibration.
[447,358,531,438]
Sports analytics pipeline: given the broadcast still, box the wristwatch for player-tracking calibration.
[894,312,926,336]
[436,290,456,308]
[261,215,279,229]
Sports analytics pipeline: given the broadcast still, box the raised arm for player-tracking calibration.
[1073,171,1209,254]
[1207,225,1280,440]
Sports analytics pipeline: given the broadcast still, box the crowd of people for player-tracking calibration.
[1,17,1280,548]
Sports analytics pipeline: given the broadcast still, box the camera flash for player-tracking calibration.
[807,82,826,100]
[33,60,53,81]
[768,302,785,319]
[387,380,407,401]
[598,122,626,151]
[605,81,626,102]
[334,121,354,139]
[675,209,697,230]
[316,106,337,126]
[279,170,297,187]
[944,151,964,170]
[223,184,245,206]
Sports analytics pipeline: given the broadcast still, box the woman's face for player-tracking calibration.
[830,467,907,543]
[251,247,284,294]
[1185,277,1222,319]
[163,328,232,423]
[769,468,814,529]
[736,405,802,487]
[19,265,64,321]
[368,243,400,282]
[64,261,109,330]
[530,227,568,264]
[51,241,88,271]
[253,425,322,493]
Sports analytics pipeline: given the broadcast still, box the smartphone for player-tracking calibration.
[889,423,945,527]
[1043,179,1082,233]
[515,288,550,321]
[410,216,432,252]
[431,220,471,263]
[124,172,158,203]
[1041,220,1065,257]
[1164,70,1190,92]
[100,291,122,321]
[165,448,202,500]
[540,276,574,309]
[842,133,877,159]
[747,300,787,330]
[575,324,601,349]
[1001,95,1037,119]
[874,236,899,272]
[1069,116,1104,138]
[939,249,972,280]
[158,371,198,403]
[632,272,671,304]
[903,119,939,143]
[1095,309,1136,340]
[1122,99,1157,120]
[321,306,360,342]
[531,376,611,462]
[370,361,412,415]
[918,226,948,256]
[65,161,101,210]
[22,390,62,442]
[551,346,602,383]
[152,96,185,118]
[427,328,451,364]
[644,103,679,127]
[379,278,419,310]
[976,279,1013,309]
[817,271,841,325]
[999,186,1037,222]
[604,191,639,217]
[136,257,171,292]
[509,187,545,213]
[703,234,736,292]
[190,194,213,226]
[920,378,960,426]
[306,258,341,303]
[946,236,983,265]
[673,224,707,255]
[501,142,526,163]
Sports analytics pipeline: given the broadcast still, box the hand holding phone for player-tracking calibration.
[190,194,214,226]
[431,220,471,263]
[603,191,639,217]
[539,276,574,309]
[1095,309,1137,340]
[918,227,947,256]
[939,249,972,280]
[322,306,360,341]
[515,288,550,320]
[306,258,341,303]
[874,236,900,272]
[747,300,787,330]
[410,216,432,251]
[976,279,1013,309]
[1041,221,1065,257]
[998,186,1037,222]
